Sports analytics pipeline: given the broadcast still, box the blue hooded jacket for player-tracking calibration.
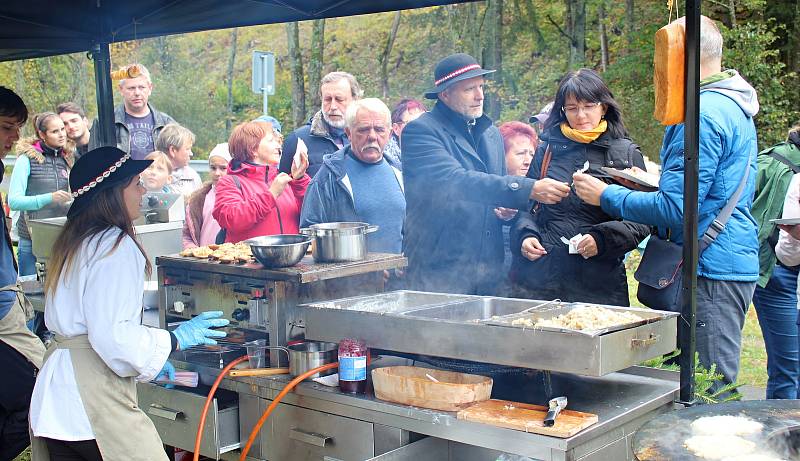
[601,70,759,281]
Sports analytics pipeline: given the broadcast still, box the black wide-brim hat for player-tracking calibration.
[424,53,496,99]
[67,146,152,218]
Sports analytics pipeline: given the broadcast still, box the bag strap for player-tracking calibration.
[530,145,553,214]
[699,152,752,252]
[539,144,552,179]
[768,151,800,174]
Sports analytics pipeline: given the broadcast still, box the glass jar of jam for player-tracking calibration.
[338,338,368,394]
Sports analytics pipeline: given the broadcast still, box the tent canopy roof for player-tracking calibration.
[0,0,470,62]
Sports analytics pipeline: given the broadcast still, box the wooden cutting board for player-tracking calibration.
[457,399,598,438]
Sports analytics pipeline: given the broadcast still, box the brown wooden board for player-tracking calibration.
[456,399,598,438]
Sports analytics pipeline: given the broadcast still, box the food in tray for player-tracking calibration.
[179,242,253,264]
[684,435,756,459]
[529,305,642,331]
[690,415,763,436]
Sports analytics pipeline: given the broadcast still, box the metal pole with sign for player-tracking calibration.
[252,51,275,115]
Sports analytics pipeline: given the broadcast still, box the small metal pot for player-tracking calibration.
[299,222,379,263]
[287,341,338,379]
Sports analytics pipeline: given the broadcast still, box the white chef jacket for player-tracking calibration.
[30,229,172,440]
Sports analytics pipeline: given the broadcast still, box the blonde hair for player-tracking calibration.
[145,151,173,174]
[156,123,195,155]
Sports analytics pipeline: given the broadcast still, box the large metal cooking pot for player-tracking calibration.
[287,341,338,379]
[299,222,378,263]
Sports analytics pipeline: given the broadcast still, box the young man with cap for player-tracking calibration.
[401,53,571,295]
[28,146,228,460]
[0,86,46,461]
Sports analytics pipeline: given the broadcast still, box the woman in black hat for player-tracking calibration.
[29,146,229,461]
[510,69,650,306]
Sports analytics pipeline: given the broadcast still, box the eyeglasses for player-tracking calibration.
[562,102,603,115]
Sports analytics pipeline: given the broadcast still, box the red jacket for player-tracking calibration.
[212,161,310,243]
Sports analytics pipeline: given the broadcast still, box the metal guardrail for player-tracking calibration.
[3,156,210,173]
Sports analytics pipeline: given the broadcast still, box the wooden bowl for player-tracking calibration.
[372,366,493,411]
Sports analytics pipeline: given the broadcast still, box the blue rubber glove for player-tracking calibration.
[155,360,176,389]
[173,311,229,350]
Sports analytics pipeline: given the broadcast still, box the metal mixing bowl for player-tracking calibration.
[245,234,312,268]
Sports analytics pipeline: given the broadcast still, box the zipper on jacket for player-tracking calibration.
[265,166,285,234]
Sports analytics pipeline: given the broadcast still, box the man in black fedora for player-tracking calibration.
[402,53,570,295]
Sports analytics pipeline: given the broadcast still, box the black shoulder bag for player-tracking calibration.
[634,159,751,311]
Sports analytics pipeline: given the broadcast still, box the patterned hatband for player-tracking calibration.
[71,153,131,198]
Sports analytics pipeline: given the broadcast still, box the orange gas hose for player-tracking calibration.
[238,361,339,461]
[193,355,250,461]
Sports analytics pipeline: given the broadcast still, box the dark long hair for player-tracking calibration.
[544,68,628,139]
[44,176,150,296]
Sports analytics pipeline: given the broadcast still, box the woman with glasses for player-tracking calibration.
[510,69,650,306]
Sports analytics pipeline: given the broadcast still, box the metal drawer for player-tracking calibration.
[367,437,448,460]
[137,382,239,459]
[266,403,374,461]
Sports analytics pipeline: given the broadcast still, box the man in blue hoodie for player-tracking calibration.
[574,15,759,389]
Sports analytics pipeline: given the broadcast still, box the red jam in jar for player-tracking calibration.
[338,338,368,394]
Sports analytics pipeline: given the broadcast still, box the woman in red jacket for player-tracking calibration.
[213,120,309,242]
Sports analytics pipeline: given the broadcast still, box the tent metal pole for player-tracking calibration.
[678,0,701,406]
[91,41,115,147]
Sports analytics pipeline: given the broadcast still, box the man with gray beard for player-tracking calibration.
[282,72,362,177]
[402,53,569,295]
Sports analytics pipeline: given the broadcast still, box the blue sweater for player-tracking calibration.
[344,154,405,253]
[300,147,405,254]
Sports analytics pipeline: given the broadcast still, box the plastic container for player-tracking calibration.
[245,339,268,368]
[338,338,368,394]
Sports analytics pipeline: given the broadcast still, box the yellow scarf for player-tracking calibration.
[560,120,608,144]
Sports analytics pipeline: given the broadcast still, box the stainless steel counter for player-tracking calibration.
[156,252,406,283]
[163,358,678,460]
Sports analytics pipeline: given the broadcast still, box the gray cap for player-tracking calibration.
[529,102,554,124]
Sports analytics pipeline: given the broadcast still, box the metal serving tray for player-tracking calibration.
[402,298,559,323]
[298,291,679,376]
[480,302,663,337]
[308,290,469,314]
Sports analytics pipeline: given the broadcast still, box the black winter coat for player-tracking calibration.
[402,102,535,295]
[510,127,650,306]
